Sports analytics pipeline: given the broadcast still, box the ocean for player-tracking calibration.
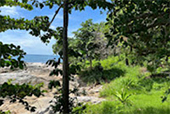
[23,54,59,63]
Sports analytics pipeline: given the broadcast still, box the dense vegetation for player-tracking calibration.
[80,56,170,114]
[0,0,170,113]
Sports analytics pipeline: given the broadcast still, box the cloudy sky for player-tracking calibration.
[0,2,107,55]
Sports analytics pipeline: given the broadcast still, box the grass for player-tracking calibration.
[84,99,170,114]
[84,87,170,114]
[78,56,170,114]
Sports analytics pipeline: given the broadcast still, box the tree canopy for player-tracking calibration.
[106,0,170,72]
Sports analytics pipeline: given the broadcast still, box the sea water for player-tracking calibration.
[23,54,58,63]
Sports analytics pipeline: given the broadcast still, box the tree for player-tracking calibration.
[71,19,113,68]
[106,0,170,73]
[71,19,97,69]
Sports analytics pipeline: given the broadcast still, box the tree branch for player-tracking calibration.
[48,4,63,27]
[48,0,78,28]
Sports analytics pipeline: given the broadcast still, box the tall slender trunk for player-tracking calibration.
[63,0,69,113]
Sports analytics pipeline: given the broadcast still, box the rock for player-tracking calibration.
[0,63,106,114]
[69,77,80,89]
[0,96,54,114]
[88,85,103,95]
[0,63,56,114]
[0,72,50,87]
[76,96,105,104]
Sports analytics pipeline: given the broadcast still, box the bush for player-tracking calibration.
[79,56,126,84]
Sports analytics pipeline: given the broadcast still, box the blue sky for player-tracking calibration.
[0,3,108,55]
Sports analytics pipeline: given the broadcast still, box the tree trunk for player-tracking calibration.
[166,56,169,62]
[125,58,129,66]
[90,58,92,69]
[62,0,69,113]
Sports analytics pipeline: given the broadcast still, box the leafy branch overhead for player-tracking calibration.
[0,0,113,44]
[0,80,45,112]
[106,0,170,72]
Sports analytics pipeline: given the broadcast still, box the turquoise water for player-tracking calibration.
[23,54,59,63]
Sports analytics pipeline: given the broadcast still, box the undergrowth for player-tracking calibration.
[78,56,170,114]
[79,56,135,84]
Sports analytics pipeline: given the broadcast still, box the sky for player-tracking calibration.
[0,2,108,55]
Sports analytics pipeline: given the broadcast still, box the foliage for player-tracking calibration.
[112,89,132,106]
[72,19,102,65]
[51,95,79,113]
[84,101,124,114]
[30,0,113,11]
[79,60,125,84]
[49,78,86,113]
[0,110,11,114]
[0,42,26,69]
[79,55,141,84]
[0,80,45,112]
[106,0,170,73]
[48,80,61,89]
[52,20,113,70]
[84,96,170,114]
[72,103,87,114]
[84,64,170,114]
[162,88,170,103]
[100,64,170,98]
[0,1,55,43]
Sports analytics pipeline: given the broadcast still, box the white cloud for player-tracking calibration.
[50,25,56,30]
[0,30,55,55]
[0,6,19,16]
[68,27,79,37]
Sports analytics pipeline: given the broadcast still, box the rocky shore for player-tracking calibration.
[0,63,104,114]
